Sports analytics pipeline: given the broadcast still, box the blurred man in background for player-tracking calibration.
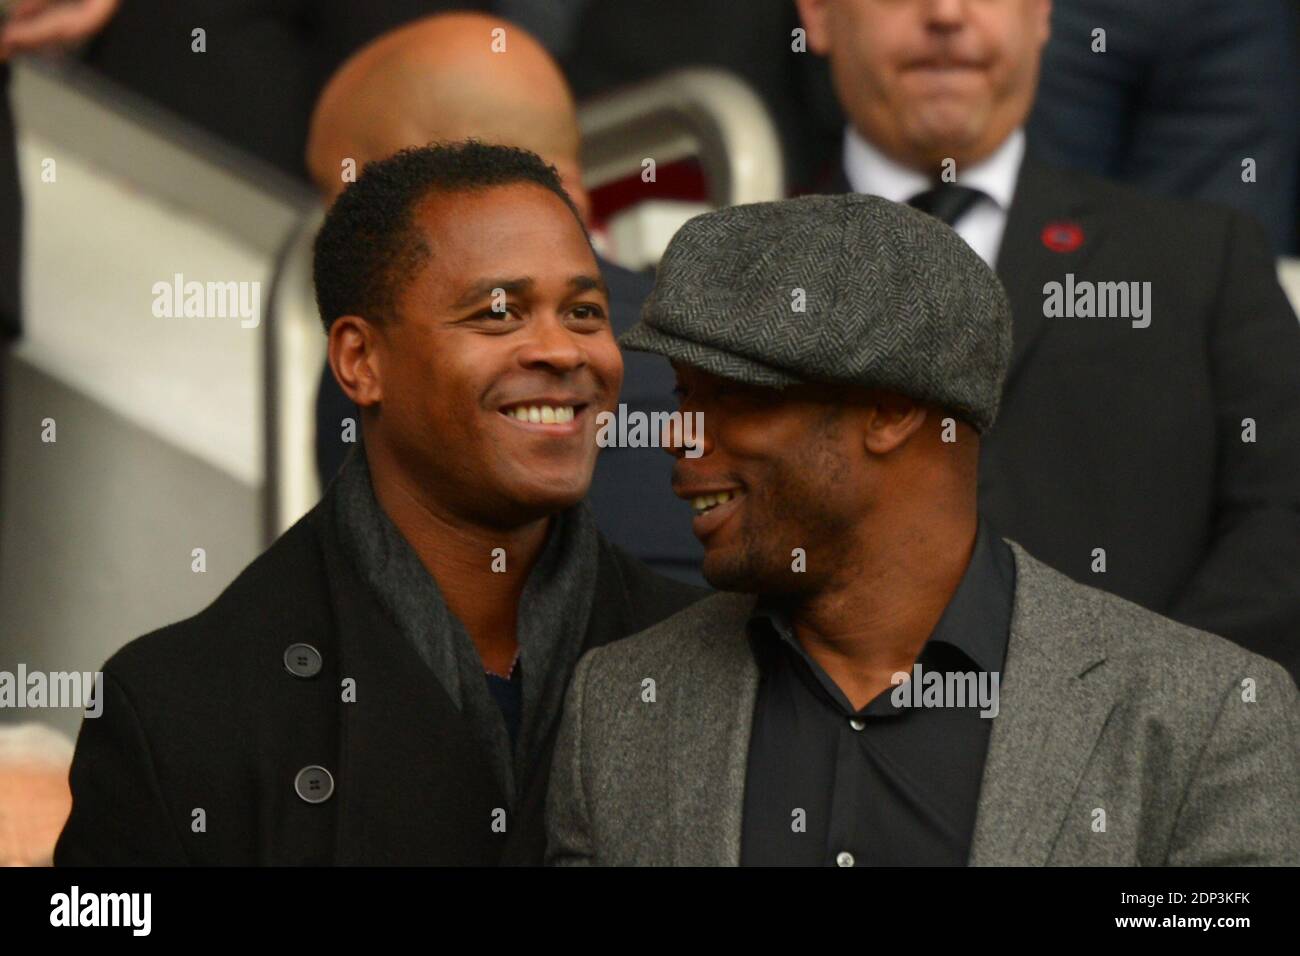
[556,0,1300,248]
[0,722,73,866]
[306,12,703,583]
[798,0,1300,679]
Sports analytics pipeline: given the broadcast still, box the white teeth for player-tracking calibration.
[505,405,576,424]
[691,490,736,514]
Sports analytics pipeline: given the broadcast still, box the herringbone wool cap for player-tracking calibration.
[620,193,1013,432]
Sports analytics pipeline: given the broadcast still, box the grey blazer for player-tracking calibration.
[545,543,1300,865]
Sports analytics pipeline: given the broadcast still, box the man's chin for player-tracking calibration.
[701,550,768,593]
[508,478,590,517]
[904,111,987,160]
[703,546,817,596]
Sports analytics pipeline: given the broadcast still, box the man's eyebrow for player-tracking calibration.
[568,274,609,297]
[452,277,534,309]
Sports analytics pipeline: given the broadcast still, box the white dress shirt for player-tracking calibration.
[842,126,1026,269]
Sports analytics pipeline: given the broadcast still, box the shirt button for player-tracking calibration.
[849,718,866,731]
[836,851,855,867]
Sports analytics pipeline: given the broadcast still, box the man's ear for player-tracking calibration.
[794,0,833,55]
[328,315,384,408]
[1036,0,1053,47]
[862,392,928,456]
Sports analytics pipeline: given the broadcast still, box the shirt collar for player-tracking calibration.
[842,125,1025,212]
[749,518,1014,675]
[924,518,1015,672]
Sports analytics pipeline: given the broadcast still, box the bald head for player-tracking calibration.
[307,13,586,217]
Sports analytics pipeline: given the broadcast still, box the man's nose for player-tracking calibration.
[923,0,967,29]
[517,313,586,372]
[662,405,711,460]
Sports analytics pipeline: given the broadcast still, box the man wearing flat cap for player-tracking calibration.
[545,194,1300,867]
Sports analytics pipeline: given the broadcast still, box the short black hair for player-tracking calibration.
[312,139,587,332]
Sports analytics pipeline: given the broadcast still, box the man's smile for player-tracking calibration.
[497,399,591,436]
[674,481,747,539]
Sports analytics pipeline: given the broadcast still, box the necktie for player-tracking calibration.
[907,183,985,227]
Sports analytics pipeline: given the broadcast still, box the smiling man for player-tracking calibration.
[545,193,1300,867]
[54,141,703,866]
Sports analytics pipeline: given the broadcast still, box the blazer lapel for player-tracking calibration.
[667,595,761,865]
[995,156,1107,392]
[969,542,1120,865]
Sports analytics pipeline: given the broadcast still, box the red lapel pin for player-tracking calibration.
[1041,220,1084,253]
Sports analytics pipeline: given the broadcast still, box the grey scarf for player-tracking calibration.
[331,445,600,806]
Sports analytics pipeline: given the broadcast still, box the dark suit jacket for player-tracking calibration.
[832,156,1300,679]
[54,482,704,865]
[316,253,705,585]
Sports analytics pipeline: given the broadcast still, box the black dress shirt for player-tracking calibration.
[485,663,523,752]
[740,522,1016,866]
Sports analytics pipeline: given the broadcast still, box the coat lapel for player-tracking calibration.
[969,542,1120,865]
[994,156,1107,392]
[667,594,761,865]
[316,507,507,865]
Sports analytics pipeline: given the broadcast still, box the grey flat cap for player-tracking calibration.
[620,193,1013,432]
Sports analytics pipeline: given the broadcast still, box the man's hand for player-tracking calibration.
[0,0,120,61]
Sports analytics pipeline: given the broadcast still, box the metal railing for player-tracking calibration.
[12,58,313,260]
[579,67,785,206]
[263,207,326,542]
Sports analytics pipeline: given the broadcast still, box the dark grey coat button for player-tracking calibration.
[283,643,322,678]
[294,765,334,804]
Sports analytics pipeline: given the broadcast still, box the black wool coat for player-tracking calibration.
[54,491,705,865]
